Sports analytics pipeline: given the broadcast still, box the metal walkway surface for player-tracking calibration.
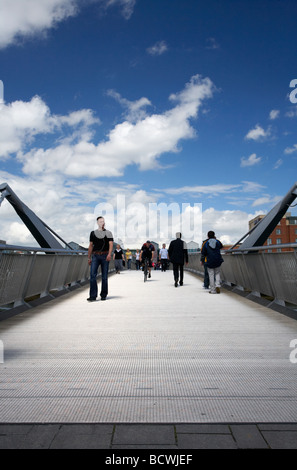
[0,270,297,424]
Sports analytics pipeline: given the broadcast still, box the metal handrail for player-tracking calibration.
[224,243,297,253]
[0,244,87,254]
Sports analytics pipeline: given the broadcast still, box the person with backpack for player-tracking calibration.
[201,231,224,294]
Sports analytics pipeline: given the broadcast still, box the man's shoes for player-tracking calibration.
[101,297,107,301]
[87,297,96,302]
[216,287,220,294]
[179,281,183,286]
[175,281,178,287]
[148,273,151,278]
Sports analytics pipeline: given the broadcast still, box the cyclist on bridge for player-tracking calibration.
[139,240,155,279]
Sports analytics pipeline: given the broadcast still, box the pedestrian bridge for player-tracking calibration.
[0,252,297,423]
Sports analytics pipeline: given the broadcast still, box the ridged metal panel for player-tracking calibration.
[0,271,297,423]
[0,253,90,308]
[263,252,297,304]
[24,255,55,298]
[0,254,33,305]
[47,255,72,291]
[239,253,275,296]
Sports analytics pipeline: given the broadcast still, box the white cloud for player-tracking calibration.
[0,95,54,159]
[0,169,262,248]
[269,109,279,120]
[59,109,100,128]
[252,195,281,207]
[285,107,297,118]
[158,183,241,196]
[17,74,215,178]
[240,153,262,167]
[0,170,145,247]
[0,96,99,159]
[0,0,78,49]
[105,0,136,19]
[106,89,152,122]
[201,208,262,246]
[240,181,266,193]
[0,166,276,250]
[157,181,266,197]
[147,40,168,56]
[273,159,283,169]
[245,124,271,141]
[284,144,297,154]
[156,181,267,212]
[0,0,136,49]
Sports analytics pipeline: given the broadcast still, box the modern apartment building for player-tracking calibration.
[249,212,297,251]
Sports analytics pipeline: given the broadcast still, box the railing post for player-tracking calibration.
[40,254,57,299]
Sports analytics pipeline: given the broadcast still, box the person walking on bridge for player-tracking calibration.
[201,230,224,294]
[113,244,124,273]
[168,232,188,287]
[87,216,113,301]
[200,237,210,290]
[125,248,132,270]
[159,243,169,272]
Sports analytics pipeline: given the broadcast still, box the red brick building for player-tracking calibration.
[249,212,297,252]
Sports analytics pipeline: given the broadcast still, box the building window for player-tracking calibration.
[295,229,297,235]
[276,229,281,235]
[276,238,282,244]
[267,238,272,245]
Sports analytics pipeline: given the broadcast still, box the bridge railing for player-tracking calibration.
[1,243,297,313]
[0,244,114,311]
[187,244,297,309]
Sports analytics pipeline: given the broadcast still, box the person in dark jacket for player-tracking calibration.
[201,230,223,294]
[200,238,210,289]
[168,232,189,287]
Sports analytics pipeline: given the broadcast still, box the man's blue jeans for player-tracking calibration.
[89,254,109,299]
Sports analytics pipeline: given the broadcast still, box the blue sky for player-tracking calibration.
[0,0,297,248]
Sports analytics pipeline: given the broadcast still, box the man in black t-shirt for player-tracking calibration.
[87,216,113,301]
[113,244,125,273]
[139,240,155,278]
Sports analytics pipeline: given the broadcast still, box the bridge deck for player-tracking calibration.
[0,269,297,423]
